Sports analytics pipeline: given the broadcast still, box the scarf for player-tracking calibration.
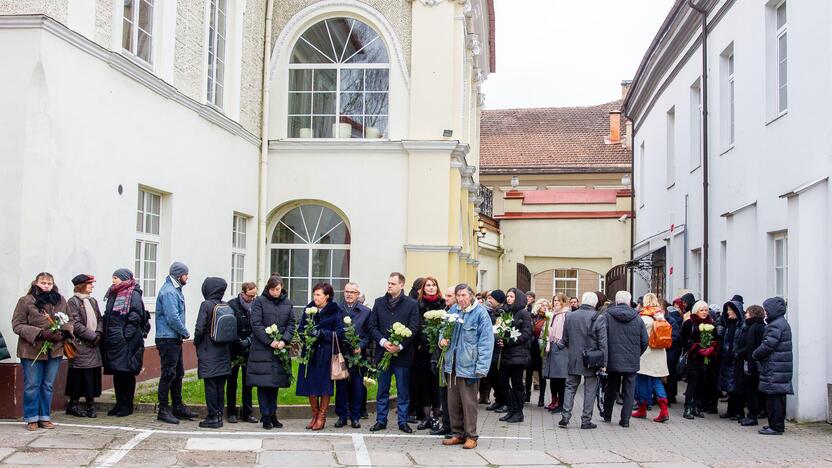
[33,288,61,310]
[238,293,253,313]
[422,294,439,303]
[548,305,568,342]
[75,293,98,332]
[107,279,137,316]
[386,291,403,310]
[640,306,660,317]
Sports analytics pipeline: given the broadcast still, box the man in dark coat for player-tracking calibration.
[601,291,648,427]
[368,272,420,433]
[193,277,231,429]
[558,291,608,429]
[335,281,371,428]
[752,297,792,435]
[226,282,258,423]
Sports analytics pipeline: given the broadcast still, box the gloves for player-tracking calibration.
[39,330,63,343]
[697,345,715,357]
[238,337,252,352]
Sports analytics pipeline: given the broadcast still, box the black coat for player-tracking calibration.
[753,297,793,395]
[368,292,420,367]
[498,289,532,367]
[717,299,744,392]
[605,304,648,373]
[193,278,231,379]
[247,291,296,388]
[735,316,765,375]
[228,295,254,359]
[340,301,371,352]
[416,295,446,366]
[102,287,149,376]
[680,313,717,367]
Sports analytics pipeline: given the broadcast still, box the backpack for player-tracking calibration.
[210,304,238,344]
[649,317,673,349]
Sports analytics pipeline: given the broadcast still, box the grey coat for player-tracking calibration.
[247,291,296,388]
[559,304,608,376]
[66,295,103,369]
[193,278,231,379]
[752,297,793,395]
[604,304,647,374]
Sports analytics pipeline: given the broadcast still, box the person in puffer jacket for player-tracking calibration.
[752,297,792,435]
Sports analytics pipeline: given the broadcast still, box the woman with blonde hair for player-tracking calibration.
[542,293,570,413]
[632,293,670,422]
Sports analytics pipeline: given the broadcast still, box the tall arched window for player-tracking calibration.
[288,17,389,139]
[270,204,351,313]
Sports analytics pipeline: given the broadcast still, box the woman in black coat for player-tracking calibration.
[102,269,149,417]
[193,277,231,429]
[680,300,718,420]
[413,277,444,431]
[496,288,532,423]
[247,275,295,430]
[718,298,744,419]
[295,283,344,431]
[735,305,766,426]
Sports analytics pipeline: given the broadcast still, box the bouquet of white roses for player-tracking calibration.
[343,316,367,369]
[33,311,71,365]
[698,323,716,365]
[493,311,521,369]
[294,307,319,378]
[436,311,464,387]
[378,322,412,372]
[422,309,448,354]
[265,323,293,381]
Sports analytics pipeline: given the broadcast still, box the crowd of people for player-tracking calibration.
[9,265,793,443]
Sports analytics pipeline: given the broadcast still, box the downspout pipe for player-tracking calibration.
[688,0,709,302]
[257,0,275,288]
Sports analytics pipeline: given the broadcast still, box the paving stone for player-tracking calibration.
[134,433,188,450]
[2,447,99,465]
[100,448,179,467]
[408,449,488,466]
[28,432,113,449]
[257,450,336,466]
[0,447,15,461]
[547,449,629,464]
[641,463,710,468]
[178,449,258,466]
[573,464,641,468]
[478,449,559,465]
[335,450,413,466]
[0,430,42,448]
[261,436,333,451]
[185,437,262,451]
[610,448,692,463]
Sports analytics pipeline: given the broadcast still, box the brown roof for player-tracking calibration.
[480,100,631,174]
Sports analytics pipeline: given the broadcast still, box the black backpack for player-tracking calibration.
[210,304,238,344]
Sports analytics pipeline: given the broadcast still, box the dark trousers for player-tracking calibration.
[487,363,503,404]
[204,376,228,416]
[411,361,440,416]
[156,339,184,407]
[684,364,706,406]
[666,349,681,400]
[226,365,254,417]
[479,378,491,402]
[113,373,136,412]
[257,386,279,418]
[335,366,364,421]
[376,365,410,426]
[742,374,761,418]
[602,372,636,423]
[432,366,450,427]
[498,364,525,410]
[524,354,544,403]
[766,394,786,432]
[549,377,566,406]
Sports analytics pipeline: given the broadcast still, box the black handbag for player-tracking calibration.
[582,311,605,369]
[676,352,688,377]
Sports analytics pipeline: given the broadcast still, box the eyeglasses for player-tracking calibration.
[344,290,359,295]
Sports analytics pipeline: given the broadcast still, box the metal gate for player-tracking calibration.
[605,264,628,299]
[516,263,531,293]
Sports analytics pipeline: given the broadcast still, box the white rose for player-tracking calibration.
[344,316,352,325]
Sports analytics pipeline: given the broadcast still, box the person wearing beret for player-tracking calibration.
[65,274,103,418]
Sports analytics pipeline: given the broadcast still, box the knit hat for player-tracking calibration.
[112,269,134,281]
[730,294,744,305]
[680,292,696,312]
[169,261,189,278]
[71,274,96,286]
[488,289,506,304]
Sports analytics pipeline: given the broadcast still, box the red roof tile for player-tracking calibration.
[480,100,631,174]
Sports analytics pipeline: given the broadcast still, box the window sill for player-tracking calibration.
[689,164,701,174]
[720,145,735,157]
[766,110,788,126]
[120,50,154,73]
[284,138,391,142]
[205,102,225,115]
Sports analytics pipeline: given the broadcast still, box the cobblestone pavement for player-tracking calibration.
[1,387,831,467]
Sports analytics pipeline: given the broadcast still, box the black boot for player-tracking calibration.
[683,404,695,420]
[85,401,97,418]
[485,401,500,411]
[498,395,515,422]
[173,403,198,421]
[66,400,84,417]
[199,413,222,429]
[227,408,238,424]
[507,391,525,423]
[157,405,180,424]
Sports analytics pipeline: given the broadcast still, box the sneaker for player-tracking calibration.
[758,427,783,435]
[157,406,180,425]
[558,418,568,428]
[580,422,597,430]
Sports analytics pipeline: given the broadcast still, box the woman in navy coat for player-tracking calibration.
[295,282,345,430]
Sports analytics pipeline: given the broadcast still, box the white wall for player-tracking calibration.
[631,0,832,421]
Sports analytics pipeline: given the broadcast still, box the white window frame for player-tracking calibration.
[690,79,702,170]
[773,232,788,300]
[728,54,735,146]
[775,0,787,114]
[136,188,162,298]
[690,248,702,298]
[122,0,154,66]
[206,0,227,108]
[666,107,676,188]
[553,269,578,300]
[231,214,248,295]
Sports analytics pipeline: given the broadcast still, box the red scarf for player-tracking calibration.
[422,294,439,302]
[107,279,137,316]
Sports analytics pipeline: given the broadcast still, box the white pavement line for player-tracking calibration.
[94,429,153,468]
[351,433,372,468]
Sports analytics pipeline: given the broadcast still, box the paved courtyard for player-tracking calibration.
[1,388,831,467]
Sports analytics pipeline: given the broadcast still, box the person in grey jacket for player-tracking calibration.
[600,291,647,427]
[557,291,608,430]
[752,297,792,435]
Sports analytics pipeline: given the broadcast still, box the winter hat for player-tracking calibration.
[71,274,96,286]
[169,261,189,278]
[730,294,744,305]
[488,289,506,304]
[112,269,134,281]
[680,292,696,312]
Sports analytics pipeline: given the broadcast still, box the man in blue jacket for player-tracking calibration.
[334,281,371,429]
[155,261,197,424]
[439,284,494,450]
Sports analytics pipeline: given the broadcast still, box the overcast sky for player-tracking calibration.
[481,0,675,109]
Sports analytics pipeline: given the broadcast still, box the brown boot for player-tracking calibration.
[312,395,329,431]
[306,396,319,430]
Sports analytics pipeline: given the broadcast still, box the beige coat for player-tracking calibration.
[638,315,669,377]
[11,294,72,361]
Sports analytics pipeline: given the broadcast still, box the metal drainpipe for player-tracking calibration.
[257,0,275,288]
[688,0,709,301]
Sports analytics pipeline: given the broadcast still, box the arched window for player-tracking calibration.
[270,204,351,313]
[288,17,389,139]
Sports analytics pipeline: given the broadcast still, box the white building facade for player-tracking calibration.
[626,0,832,422]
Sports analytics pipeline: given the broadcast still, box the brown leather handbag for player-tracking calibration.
[330,333,348,381]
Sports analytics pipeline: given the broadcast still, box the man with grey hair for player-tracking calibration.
[439,284,494,449]
[600,290,648,427]
[335,281,371,428]
[557,291,608,429]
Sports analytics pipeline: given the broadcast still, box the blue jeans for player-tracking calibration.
[21,358,62,423]
[376,365,410,426]
[257,387,278,419]
[635,374,667,405]
[335,366,364,421]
